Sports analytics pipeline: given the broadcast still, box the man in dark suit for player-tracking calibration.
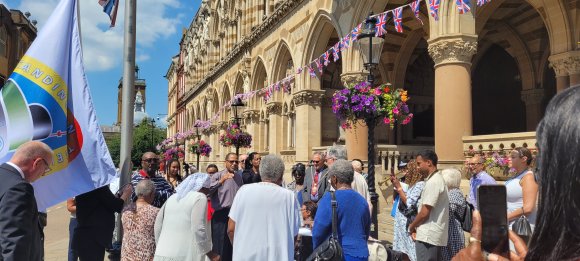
[302,152,329,203]
[0,141,53,261]
[72,181,132,260]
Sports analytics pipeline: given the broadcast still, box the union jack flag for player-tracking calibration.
[351,24,362,41]
[332,42,340,62]
[429,0,440,21]
[392,7,404,33]
[315,57,324,73]
[323,51,330,66]
[342,35,350,50]
[308,66,316,78]
[476,0,490,6]
[375,13,388,37]
[457,0,471,14]
[410,0,424,25]
[296,67,303,75]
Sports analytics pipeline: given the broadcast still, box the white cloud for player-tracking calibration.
[17,0,184,71]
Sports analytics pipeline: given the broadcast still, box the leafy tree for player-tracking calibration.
[104,117,166,169]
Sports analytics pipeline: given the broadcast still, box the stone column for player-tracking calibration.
[520,89,544,131]
[549,51,580,91]
[266,102,283,154]
[428,36,477,167]
[341,72,369,161]
[293,90,325,162]
[242,110,260,151]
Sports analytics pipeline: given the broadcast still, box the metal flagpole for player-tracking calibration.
[116,0,137,249]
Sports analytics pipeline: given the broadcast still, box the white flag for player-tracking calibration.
[0,0,117,210]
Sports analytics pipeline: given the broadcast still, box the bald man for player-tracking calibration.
[0,141,53,261]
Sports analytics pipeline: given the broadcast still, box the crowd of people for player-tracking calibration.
[1,87,580,261]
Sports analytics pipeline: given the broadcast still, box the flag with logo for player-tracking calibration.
[0,0,117,210]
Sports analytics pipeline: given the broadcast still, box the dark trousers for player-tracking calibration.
[68,217,79,261]
[415,241,440,261]
[73,232,106,261]
[211,208,233,261]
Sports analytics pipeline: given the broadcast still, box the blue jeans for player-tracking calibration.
[68,217,79,261]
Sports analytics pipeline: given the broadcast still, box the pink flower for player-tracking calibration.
[383,117,391,124]
[402,117,411,125]
[373,88,382,96]
[393,107,400,115]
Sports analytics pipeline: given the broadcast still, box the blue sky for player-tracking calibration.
[1,0,201,127]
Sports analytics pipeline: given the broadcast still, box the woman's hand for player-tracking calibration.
[452,211,528,261]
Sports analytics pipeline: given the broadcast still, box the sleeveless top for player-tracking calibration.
[505,170,537,228]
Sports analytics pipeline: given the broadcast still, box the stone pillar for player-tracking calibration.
[341,72,369,161]
[428,36,477,167]
[293,90,325,162]
[520,89,544,131]
[242,110,260,151]
[549,51,580,91]
[266,102,282,154]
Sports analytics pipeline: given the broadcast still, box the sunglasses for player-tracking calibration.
[227,160,239,164]
[312,160,320,163]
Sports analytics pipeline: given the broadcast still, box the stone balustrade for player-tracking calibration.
[462,131,537,155]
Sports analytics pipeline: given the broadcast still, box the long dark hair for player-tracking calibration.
[245,152,259,171]
[167,159,183,182]
[527,86,580,260]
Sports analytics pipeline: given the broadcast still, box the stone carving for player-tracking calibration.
[520,89,544,105]
[428,38,478,66]
[341,72,367,86]
[549,53,580,76]
[266,102,282,115]
[241,70,251,93]
[242,109,260,123]
[293,90,326,107]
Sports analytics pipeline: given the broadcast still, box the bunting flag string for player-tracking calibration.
[168,0,488,140]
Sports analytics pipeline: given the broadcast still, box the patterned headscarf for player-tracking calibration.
[175,172,210,201]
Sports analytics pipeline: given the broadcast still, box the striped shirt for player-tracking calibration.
[131,170,174,208]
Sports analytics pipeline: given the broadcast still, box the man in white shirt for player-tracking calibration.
[227,155,301,261]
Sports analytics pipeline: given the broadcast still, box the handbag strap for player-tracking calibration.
[331,191,338,239]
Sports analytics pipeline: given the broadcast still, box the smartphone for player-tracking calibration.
[477,185,509,255]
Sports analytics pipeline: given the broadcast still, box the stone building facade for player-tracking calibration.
[166,0,578,239]
[0,5,37,86]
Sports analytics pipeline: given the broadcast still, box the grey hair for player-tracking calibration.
[312,151,326,159]
[329,159,354,184]
[135,180,156,197]
[326,145,347,160]
[259,155,285,182]
[441,168,462,189]
[351,160,363,172]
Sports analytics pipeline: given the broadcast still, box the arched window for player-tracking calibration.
[0,26,7,58]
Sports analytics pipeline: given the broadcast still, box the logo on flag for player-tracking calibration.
[393,7,404,33]
[0,0,117,210]
[457,0,471,14]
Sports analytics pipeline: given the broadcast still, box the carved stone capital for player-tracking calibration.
[549,51,580,76]
[266,102,282,116]
[292,90,326,107]
[340,72,367,86]
[428,37,478,67]
[242,109,260,123]
[520,89,544,105]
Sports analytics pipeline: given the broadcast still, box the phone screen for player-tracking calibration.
[477,185,509,255]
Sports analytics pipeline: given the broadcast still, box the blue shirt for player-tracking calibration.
[312,190,370,258]
[131,171,175,208]
[469,171,496,209]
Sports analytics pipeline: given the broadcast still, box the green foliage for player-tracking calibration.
[104,118,166,168]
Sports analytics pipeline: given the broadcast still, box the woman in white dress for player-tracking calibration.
[154,173,220,261]
[506,147,538,231]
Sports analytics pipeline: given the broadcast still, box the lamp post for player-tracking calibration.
[231,96,245,157]
[194,119,202,170]
[149,118,155,151]
[356,13,385,239]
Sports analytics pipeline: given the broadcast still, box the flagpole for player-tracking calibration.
[116,0,137,248]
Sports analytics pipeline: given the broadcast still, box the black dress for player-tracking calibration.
[242,168,261,184]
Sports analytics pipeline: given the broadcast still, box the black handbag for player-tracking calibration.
[512,211,532,244]
[460,201,474,232]
[306,191,343,261]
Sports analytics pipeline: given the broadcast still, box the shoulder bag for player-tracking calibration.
[307,191,343,261]
[512,209,532,244]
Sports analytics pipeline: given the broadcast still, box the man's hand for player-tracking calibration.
[220,173,234,184]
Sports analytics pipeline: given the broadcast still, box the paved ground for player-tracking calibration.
[44,201,72,261]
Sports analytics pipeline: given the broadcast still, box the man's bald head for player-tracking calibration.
[10,141,53,182]
[142,152,157,160]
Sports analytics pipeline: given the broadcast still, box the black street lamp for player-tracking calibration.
[149,118,156,151]
[194,119,202,171]
[356,13,385,239]
[231,96,245,157]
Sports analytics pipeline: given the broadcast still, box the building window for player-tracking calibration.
[0,26,7,58]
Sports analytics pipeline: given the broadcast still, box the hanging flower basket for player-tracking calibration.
[219,124,252,148]
[188,140,212,157]
[163,146,184,161]
[332,81,413,129]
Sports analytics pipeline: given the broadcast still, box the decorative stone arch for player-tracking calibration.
[233,72,245,96]
[220,82,233,122]
[250,56,268,109]
[300,10,342,91]
[270,39,295,101]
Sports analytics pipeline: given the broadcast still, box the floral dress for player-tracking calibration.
[442,188,467,261]
[392,181,425,261]
[121,203,159,261]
